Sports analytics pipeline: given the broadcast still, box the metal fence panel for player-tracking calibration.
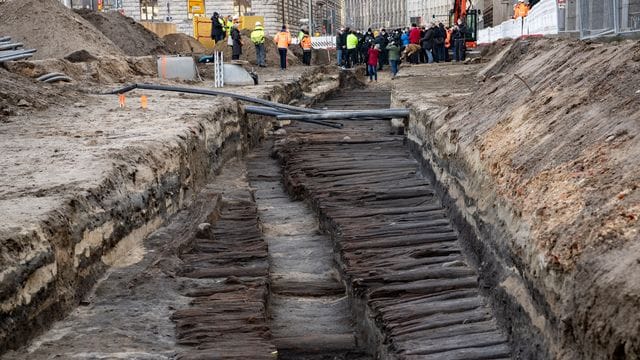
[580,0,640,38]
[617,0,640,33]
[580,0,615,38]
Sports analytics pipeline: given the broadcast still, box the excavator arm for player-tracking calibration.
[453,0,467,24]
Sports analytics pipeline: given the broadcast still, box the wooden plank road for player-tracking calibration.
[172,199,276,360]
[275,89,512,359]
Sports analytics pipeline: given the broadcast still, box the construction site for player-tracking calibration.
[0,0,639,359]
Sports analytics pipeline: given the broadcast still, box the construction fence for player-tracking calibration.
[478,0,559,43]
[478,0,640,43]
[579,0,640,38]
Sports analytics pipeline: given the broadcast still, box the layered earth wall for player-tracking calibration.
[393,38,640,359]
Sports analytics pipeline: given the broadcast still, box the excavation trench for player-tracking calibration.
[269,87,515,359]
[5,72,521,359]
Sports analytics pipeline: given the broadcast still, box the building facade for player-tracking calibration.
[344,0,465,30]
[407,0,452,25]
[59,0,342,37]
[344,0,406,30]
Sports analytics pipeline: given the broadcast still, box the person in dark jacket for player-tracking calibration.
[336,28,345,66]
[420,23,435,64]
[433,23,446,62]
[231,23,242,60]
[375,29,389,70]
[211,12,226,42]
[340,27,350,67]
[355,30,364,64]
[452,19,467,62]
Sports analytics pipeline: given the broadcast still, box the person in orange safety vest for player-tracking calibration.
[513,0,530,19]
[300,31,313,66]
[274,25,292,70]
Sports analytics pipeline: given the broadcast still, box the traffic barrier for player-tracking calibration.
[478,0,559,44]
[292,36,337,49]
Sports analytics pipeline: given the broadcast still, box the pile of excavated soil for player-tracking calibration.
[212,31,301,66]
[163,33,208,54]
[4,56,157,84]
[0,0,123,60]
[76,9,169,56]
[0,68,68,121]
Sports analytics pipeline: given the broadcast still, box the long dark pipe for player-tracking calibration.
[107,84,324,114]
[244,105,297,115]
[245,105,343,129]
[276,109,410,120]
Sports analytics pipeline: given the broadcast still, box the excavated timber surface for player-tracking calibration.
[275,88,512,359]
[173,199,275,360]
[247,143,369,359]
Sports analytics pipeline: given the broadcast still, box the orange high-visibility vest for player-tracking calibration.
[301,35,312,50]
[274,31,292,48]
[445,29,452,48]
[513,3,529,19]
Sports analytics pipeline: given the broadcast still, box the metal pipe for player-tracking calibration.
[0,36,11,43]
[245,105,297,114]
[0,53,35,62]
[245,105,343,128]
[276,109,410,120]
[0,43,23,51]
[107,83,324,114]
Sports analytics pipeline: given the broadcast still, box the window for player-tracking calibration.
[140,0,159,20]
[234,0,251,17]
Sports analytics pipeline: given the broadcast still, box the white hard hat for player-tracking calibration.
[233,15,240,20]
[518,0,524,2]
[255,21,261,26]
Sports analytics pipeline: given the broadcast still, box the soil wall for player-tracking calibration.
[0,67,341,353]
[394,38,640,359]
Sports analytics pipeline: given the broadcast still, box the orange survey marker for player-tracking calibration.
[118,94,126,108]
[140,95,148,109]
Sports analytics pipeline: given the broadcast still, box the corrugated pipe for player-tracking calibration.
[42,75,73,84]
[36,72,68,82]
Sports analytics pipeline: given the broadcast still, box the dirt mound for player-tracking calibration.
[0,68,67,121]
[4,56,157,84]
[212,31,301,66]
[0,0,123,60]
[163,33,208,54]
[76,9,169,56]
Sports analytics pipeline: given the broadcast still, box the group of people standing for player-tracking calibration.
[211,12,244,61]
[336,19,469,80]
[211,12,313,70]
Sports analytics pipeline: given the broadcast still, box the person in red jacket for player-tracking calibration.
[367,44,380,82]
[408,23,421,64]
